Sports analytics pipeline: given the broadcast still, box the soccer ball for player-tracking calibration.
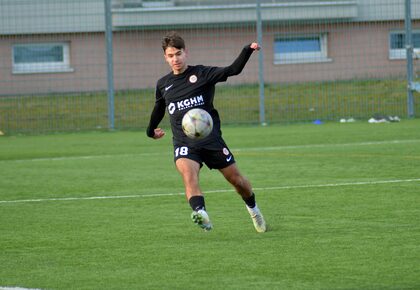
[182,108,213,139]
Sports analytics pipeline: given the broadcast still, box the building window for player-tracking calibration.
[12,42,73,74]
[389,31,420,60]
[274,34,331,64]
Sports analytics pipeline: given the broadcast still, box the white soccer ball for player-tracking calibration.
[182,108,213,140]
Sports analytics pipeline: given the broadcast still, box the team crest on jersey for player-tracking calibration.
[189,75,198,83]
[223,148,230,156]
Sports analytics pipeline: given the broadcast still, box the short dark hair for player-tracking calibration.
[162,31,185,52]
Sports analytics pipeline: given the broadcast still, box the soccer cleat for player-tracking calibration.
[191,209,213,231]
[246,205,267,233]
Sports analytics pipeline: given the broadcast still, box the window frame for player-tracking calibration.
[389,30,420,60]
[12,42,73,74]
[274,33,332,65]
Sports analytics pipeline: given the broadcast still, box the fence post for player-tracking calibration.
[405,0,415,118]
[256,0,266,125]
[104,0,115,129]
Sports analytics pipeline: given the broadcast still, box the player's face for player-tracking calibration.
[164,46,187,75]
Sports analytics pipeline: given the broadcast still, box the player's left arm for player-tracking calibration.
[202,43,260,84]
[224,42,260,77]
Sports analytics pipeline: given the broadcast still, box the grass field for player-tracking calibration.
[0,120,419,289]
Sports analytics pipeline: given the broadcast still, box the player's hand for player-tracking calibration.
[250,42,261,51]
[153,128,165,139]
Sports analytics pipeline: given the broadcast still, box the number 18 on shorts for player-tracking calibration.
[174,146,235,169]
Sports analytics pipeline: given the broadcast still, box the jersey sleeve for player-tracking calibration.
[146,84,166,138]
[201,44,255,84]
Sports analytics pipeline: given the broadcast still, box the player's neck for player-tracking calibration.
[172,65,188,75]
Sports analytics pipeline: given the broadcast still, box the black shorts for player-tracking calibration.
[173,142,235,169]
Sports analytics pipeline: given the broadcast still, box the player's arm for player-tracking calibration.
[224,42,260,77]
[146,89,166,139]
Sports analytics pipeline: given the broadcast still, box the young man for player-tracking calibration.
[146,31,266,233]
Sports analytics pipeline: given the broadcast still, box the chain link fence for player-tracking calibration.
[0,0,419,134]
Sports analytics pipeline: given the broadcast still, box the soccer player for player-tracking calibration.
[146,31,266,233]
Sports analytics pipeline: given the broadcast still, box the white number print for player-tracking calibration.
[175,146,189,157]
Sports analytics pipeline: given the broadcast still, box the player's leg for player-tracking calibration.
[218,163,252,199]
[175,157,202,201]
[219,163,267,233]
[175,157,212,231]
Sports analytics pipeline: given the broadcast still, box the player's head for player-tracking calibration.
[162,31,185,52]
[162,31,188,75]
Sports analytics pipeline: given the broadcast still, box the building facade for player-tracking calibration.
[0,0,419,96]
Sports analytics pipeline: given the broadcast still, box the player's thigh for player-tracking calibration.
[219,163,242,183]
[175,158,201,181]
[174,146,202,185]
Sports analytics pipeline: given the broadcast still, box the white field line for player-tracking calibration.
[0,288,41,290]
[234,139,420,152]
[1,139,419,163]
[3,152,163,163]
[0,178,419,205]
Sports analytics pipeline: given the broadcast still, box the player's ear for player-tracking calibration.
[163,52,169,62]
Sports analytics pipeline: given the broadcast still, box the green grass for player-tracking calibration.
[1,78,418,134]
[0,120,419,289]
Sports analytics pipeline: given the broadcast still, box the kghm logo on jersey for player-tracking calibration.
[168,95,204,114]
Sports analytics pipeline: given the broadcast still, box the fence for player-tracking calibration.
[0,0,419,134]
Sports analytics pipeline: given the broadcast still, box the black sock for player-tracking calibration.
[189,195,206,211]
[243,192,256,208]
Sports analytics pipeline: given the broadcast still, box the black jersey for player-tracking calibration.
[147,44,255,148]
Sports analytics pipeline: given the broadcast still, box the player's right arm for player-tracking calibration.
[146,86,166,139]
